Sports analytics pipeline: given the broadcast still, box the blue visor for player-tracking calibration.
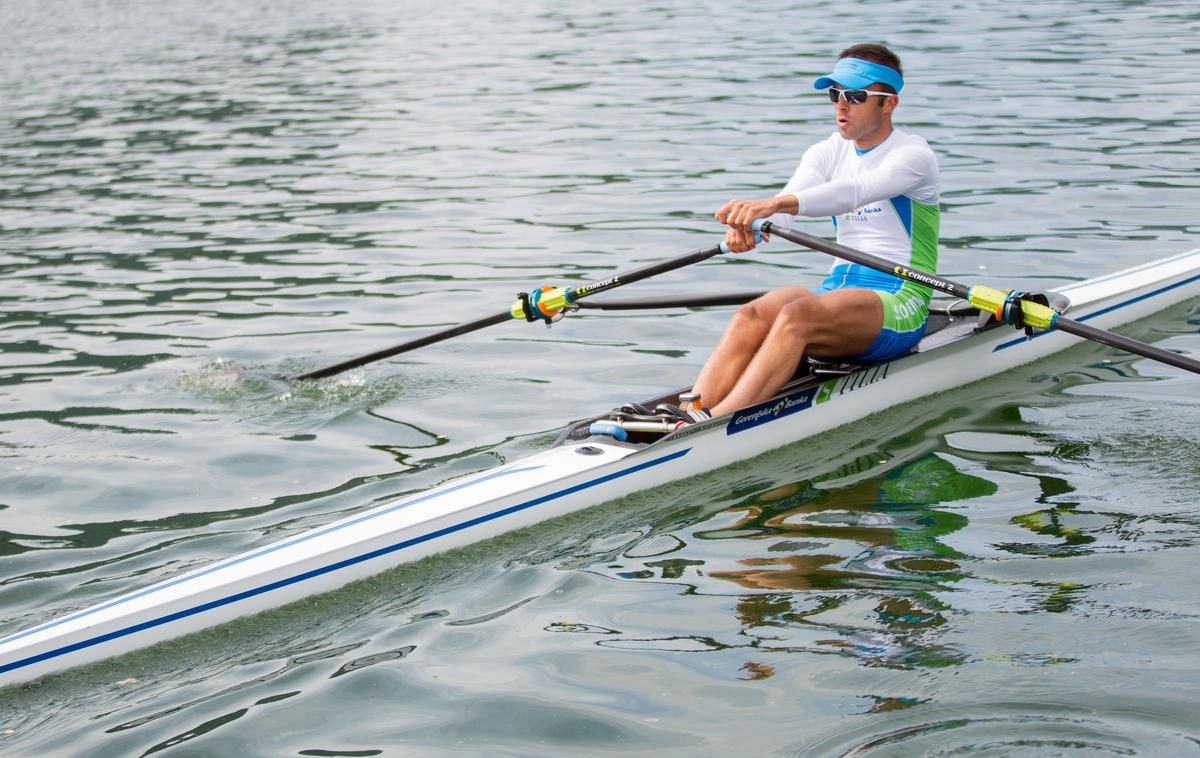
[813,57,904,93]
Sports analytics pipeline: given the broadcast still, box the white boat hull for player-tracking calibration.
[2,248,1199,687]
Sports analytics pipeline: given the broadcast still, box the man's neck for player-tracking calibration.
[855,126,893,152]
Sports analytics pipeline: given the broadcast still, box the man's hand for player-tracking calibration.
[715,197,792,228]
[714,196,796,252]
[723,227,759,253]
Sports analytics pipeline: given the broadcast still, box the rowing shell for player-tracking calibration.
[2,249,1199,687]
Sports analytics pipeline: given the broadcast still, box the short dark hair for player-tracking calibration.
[837,44,903,94]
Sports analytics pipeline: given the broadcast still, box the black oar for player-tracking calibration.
[576,292,767,310]
[755,220,1200,376]
[292,241,731,381]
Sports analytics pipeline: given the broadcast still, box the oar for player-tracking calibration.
[576,292,767,310]
[754,219,1200,376]
[292,241,732,381]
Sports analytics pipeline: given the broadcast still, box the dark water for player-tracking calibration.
[2,0,1199,755]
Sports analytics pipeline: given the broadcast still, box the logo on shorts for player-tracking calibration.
[892,297,925,322]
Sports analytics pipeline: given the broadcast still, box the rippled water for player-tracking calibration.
[2,0,1200,754]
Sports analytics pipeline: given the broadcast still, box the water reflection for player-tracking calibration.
[597,453,997,673]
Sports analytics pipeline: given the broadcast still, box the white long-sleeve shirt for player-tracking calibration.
[769,128,941,274]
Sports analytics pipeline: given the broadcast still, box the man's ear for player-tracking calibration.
[883,95,899,115]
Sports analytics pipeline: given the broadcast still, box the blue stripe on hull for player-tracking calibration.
[0,464,545,648]
[1,447,691,678]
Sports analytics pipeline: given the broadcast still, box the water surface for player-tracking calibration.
[2,0,1199,755]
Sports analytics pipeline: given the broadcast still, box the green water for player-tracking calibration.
[2,0,1199,754]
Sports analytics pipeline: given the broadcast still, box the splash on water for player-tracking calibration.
[176,358,406,418]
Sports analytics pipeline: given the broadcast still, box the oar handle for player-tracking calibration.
[755,219,1200,376]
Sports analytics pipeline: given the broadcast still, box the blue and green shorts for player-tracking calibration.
[811,263,931,361]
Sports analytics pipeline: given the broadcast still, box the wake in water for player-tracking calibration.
[172,356,500,440]
[175,358,294,403]
[174,358,403,429]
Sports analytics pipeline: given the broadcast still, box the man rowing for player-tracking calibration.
[689,43,941,419]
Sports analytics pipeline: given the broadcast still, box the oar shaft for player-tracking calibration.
[758,222,971,299]
[293,312,511,381]
[758,220,1200,376]
[576,291,767,310]
[293,242,727,381]
[568,244,726,300]
[526,243,728,317]
[1053,317,1200,374]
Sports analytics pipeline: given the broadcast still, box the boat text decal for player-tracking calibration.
[814,379,836,404]
[727,363,892,435]
[726,387,821,434]
[834,362,890,395]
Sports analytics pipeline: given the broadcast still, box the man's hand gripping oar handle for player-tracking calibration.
[752,218,1200,376]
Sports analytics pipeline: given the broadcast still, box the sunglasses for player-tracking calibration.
[827,87,896,105]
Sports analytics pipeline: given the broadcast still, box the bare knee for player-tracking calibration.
[732,289,813,329]
[729,300,775,331]
[773,299,823,339]
[775,291,882,354]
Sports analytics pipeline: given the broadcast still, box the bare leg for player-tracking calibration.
[692,287,813,409]
[706,289,885,417]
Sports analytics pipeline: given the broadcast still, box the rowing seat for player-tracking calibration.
[803,356,869,377]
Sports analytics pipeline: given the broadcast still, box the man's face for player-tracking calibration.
[831,82,897,145]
